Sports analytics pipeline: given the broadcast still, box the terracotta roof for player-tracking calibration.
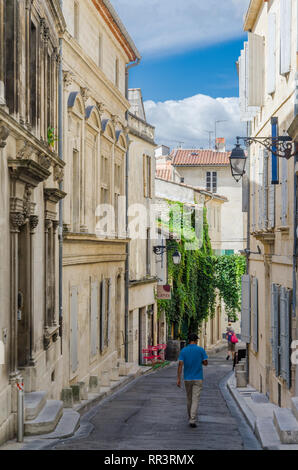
[172,149,231,166]
[156,168,172,181]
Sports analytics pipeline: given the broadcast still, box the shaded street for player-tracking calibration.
[53,351,260,451]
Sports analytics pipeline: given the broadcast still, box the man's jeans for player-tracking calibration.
[184,380,203,424]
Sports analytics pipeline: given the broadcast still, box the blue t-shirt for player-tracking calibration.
[178,344,208,381]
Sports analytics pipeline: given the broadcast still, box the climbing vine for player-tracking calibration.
[157,201,246,339]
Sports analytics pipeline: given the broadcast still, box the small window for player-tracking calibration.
[212,172,217,193]
[206,172,211,191]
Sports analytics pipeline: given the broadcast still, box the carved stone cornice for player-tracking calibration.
[0,122,10,148]
[16,140,34,160]
[254,231,275,255]
[44,188,66,204]
[8,159,51,187]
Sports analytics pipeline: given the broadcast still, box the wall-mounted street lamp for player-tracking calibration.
[230,135,296,182]
[153,245,182,265]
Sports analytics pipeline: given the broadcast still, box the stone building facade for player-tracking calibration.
[0,0,66,444]
[61,0,141,391]
[127,89,159,365]
[238,0,298,407]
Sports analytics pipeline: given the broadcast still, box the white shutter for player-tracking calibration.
[268,153,276,229]
[248,33,265,107]
[100,279,106,352]
[241,275,251,343]
[239,42,259,121]
[263,149,269,230]
[281,157,288,226]
[107,278,112,345]
[280,287,291,388]
[267,12,276,94]
[280,0,292,75]
[258,148,264,230]
[252,156,256,232]
[271,284,280,375]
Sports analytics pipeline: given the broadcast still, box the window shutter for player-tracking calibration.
[107,278,112,345]
[268,153,276,229]
[271,283,280,376]
[280,0,292,75]
[242,174,249,213]
[267,12,276,94]
[143,154,147,198]
[281,157,288,226]
[252,157,256,232]
[258,148,264,230]
[263,149,269,230]
[280,287,292,388]
[241,275,251,343]
[252,277,258,353]
[100,279,106,352]
[70,286,78,373]
[90,281,98,357]
[248,33,265,107]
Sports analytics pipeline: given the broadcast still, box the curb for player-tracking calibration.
[226,374,256,431]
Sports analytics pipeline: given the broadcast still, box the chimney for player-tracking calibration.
[215,137,226,152]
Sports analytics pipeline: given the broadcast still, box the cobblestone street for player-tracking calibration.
[53,351,260,451]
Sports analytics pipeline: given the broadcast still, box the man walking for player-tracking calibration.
[177,333,208,428]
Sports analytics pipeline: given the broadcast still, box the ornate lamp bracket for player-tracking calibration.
[237,135,296,160]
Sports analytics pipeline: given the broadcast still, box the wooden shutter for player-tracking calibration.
[143,154,147,197]
[241,275,251,343]
[252,157,256,232]
[280,0,292,75]
[271,283,280,376]
[263,149,269,230]
[242,174,249,213]
[100,279,106,352]
[70,286,78,373]
[258,148,264,230]
[90,281,98,357]
[280,287,292,388]
[268,153,276,229]
[239,42,259,121]
[267,12,276,94]
[252,277,258,353]
[248,33,265,106]
[281,157,288,226]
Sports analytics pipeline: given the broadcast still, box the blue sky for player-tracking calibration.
[128,37,247,102]
[111,0,250,148]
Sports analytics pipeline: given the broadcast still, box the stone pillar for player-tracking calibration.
[29,215,39,365]
[44,219,52,332]
[52,220,59,327]
[9,212,25,380]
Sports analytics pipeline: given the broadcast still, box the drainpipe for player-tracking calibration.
[124,58,140,362]
[245,121,251,382]
[293,150,297,396]
[58,1,63,351]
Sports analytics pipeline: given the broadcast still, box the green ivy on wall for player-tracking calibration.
[157,201,246,340]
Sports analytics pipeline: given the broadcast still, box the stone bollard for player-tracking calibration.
[236,370,247,388]
[61,388,73,408]
[70,384,81,404]
[89,376,99,393]
[100,371,110,387]
[78,381,88,400]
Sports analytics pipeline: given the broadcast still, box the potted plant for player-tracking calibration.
[47,127,58,150]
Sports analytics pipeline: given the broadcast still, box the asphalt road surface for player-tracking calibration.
[53,351,260,451]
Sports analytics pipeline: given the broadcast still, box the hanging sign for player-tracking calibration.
[157,285,171,300]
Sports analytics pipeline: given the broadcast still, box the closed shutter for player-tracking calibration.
[242,174,249,213]
[267,12,276,94]
[281,157,288,226]
[252,157,256,232]
[252,277,258,353]
[280,0,292,75]
[143,154,147,197]
[107,278,112,345]
[258,148,264,230]
[239,43,259,121]
[241,275,251,343]
[100,279,106,352]
[248,33,265,107]
[90,281,98,357]
[280,287,292,388]
[271,283,280,376]
[70,286,78,373]
[263,149,269,230]
[268,152,276,229]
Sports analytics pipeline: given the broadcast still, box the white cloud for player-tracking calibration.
[144,94,247,150]
[111,0,250,56]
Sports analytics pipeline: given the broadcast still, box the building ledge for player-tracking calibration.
[129,277,158,287]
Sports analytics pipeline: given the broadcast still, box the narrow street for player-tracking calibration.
[53,351,260,451]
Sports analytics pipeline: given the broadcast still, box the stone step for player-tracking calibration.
[291,397,298,422]
[24,391,47,421]
[254,417,281,450]
[25,400,63,436]
[273,408,298,444]
[38,409,80,440]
